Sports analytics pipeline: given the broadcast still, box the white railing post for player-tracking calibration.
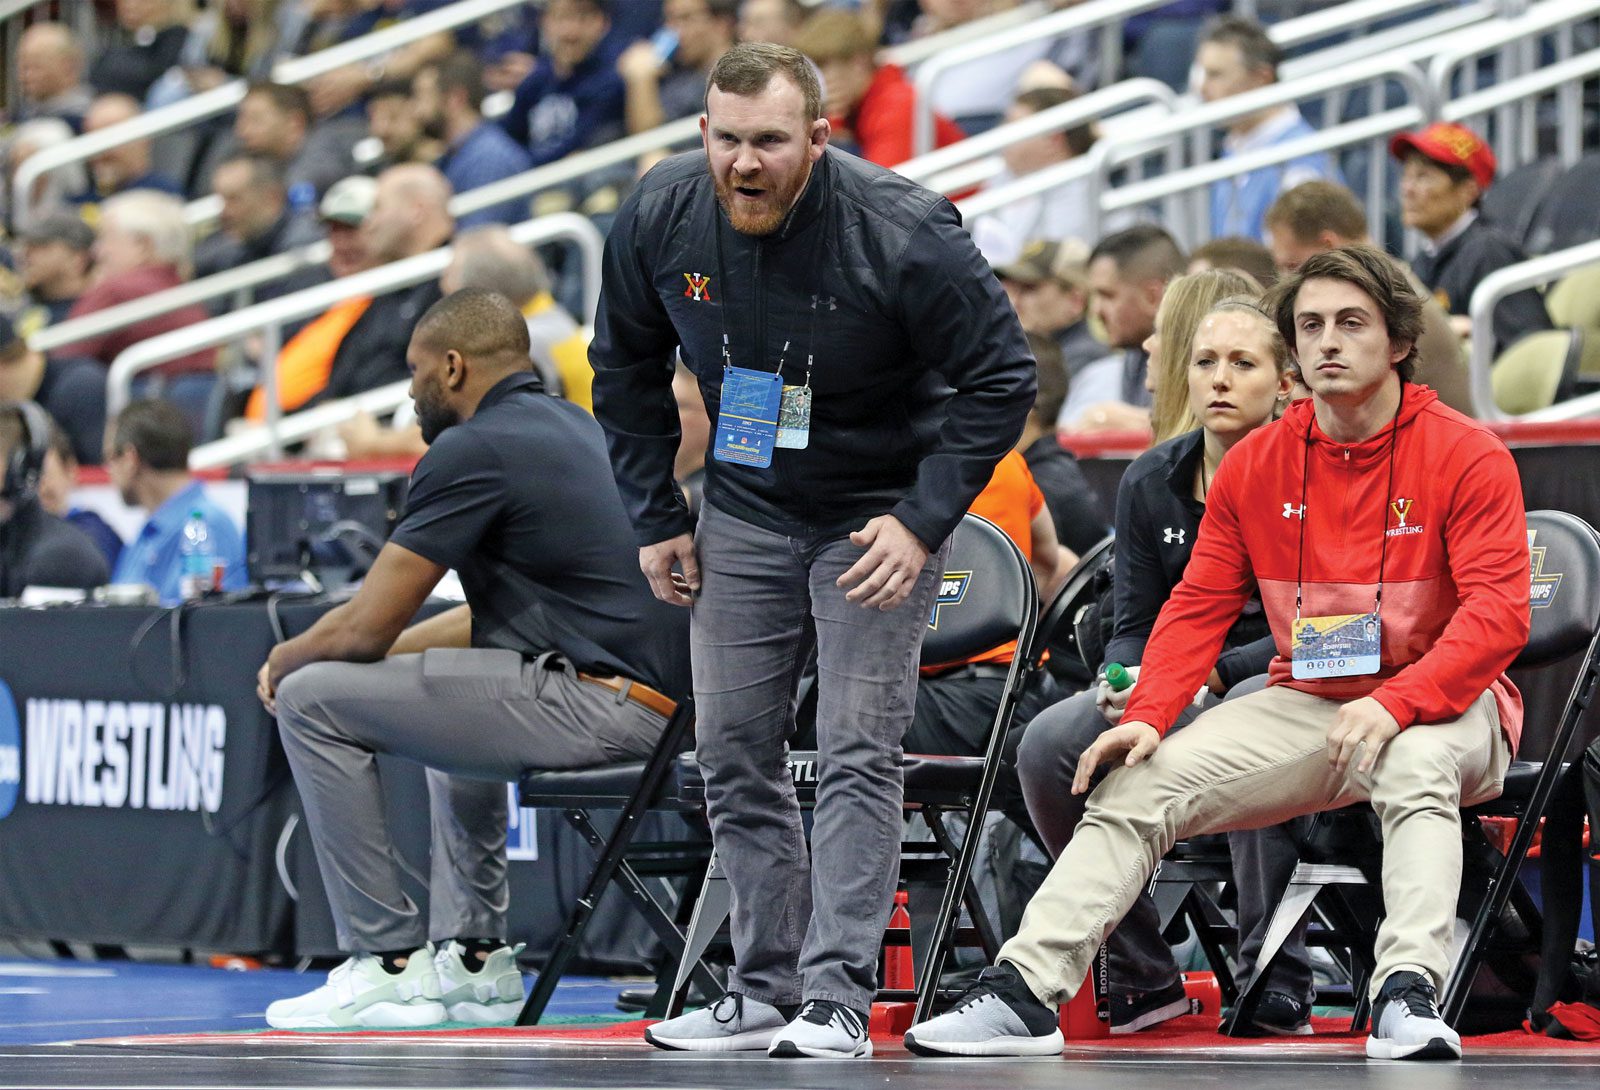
[1468,240,1600,422]
[910,0,1178,157]
[14,0,527,201]
[261,321,285,460]
[896,78,1180,191]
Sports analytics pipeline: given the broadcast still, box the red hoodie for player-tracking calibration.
[1122,385,1529,752]
[836,64,965,168]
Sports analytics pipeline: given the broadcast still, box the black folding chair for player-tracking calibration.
[513,698,721,1024]
[667,513,1040,1023]
[1443,509,1600,1022]
[1034,535,1243,999]
[1224,509,1600,1031]
[1031,534,1114,682]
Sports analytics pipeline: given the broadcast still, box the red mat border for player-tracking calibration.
[80,1013,1598,1052]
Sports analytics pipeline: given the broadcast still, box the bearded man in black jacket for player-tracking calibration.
[590,42,1035,1060]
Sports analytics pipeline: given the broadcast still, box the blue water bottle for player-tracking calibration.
[179,510,218,601]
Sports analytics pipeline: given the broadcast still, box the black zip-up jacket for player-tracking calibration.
[1413,215,1551,357]
[590,147,1036,549]
[1104,429,1272,690]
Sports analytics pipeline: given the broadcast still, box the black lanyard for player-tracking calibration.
[1293,389,1403,619]
[709,173,826,388]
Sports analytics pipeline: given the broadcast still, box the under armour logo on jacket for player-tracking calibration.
[1163,528,1185,545]
[812,293,837,311]
[1283,503,1305,519]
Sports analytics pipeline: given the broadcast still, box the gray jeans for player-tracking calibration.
[691,503,950,1012]
[1017,675,1313,1000]
[275,649,667,953]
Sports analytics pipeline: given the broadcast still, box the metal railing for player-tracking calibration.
[1277,2,1501,84]
[41,0,1598,359]
[1085,56,1434,247]
[896,78,1181,195]
[1442,46,1600,170]
[189,380,414,470]
[33,245,330,355]
[446,116,700,222]
[882,2,1051,70]
[957,56,1432,248]
[1271,0,1470,52]
[1468,240,1600,422]
[160,1,1062,234]
[13,0,526,203]
[1099,106,1428,245]
[42,77,1174,356]
[41,0,1559,354]
[910,0,1180,157]
[31,115,702,356]
[908,0,1501,157]
[106,213,603,451]
[1427,0,1600,168]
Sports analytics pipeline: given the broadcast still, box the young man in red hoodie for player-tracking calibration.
[904,244,1530,1062]
[793,9,963,167]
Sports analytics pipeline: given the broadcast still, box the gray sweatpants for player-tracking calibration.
[691,503,950,1013]
[275,648,667,953]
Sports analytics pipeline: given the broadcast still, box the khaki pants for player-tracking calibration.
[999,683,1510,1006]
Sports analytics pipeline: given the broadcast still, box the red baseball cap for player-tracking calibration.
[1389,123,1496,191]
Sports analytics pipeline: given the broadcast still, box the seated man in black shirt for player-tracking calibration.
[256,290,691,1030]
[0,400,108,598]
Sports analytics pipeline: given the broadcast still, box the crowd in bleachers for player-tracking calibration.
[0,0,1573,568]
[0,0,1594,599]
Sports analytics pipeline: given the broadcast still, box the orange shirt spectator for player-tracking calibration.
[925,449,1069,671]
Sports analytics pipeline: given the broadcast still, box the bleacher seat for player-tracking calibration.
[1526,153,1600,256]
[1492,328,1600,415]
[1481,157,1564,253]
[1544,263,1600,336]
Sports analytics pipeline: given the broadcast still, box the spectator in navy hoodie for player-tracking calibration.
[500,0,627,167]
[413,52,535,227]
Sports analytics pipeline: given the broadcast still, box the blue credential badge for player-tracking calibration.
[714,366,783,468]
[1290,612,1382,680]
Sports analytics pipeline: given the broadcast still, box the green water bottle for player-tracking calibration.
[1104,663,1134,692]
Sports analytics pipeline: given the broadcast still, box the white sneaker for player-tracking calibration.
[1365,971,1462,1060]
[434,941,527,1025]
[903,964,1064,1057]
[769,999,873,1058]
[265,946,446,1030]
[645,993,789,1052]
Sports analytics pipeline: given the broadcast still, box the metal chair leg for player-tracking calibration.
[668,851,733,1014]
[1222,864,1360,1036]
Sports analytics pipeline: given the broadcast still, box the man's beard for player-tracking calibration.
[416,394,460,445]
[712,161,811,237]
